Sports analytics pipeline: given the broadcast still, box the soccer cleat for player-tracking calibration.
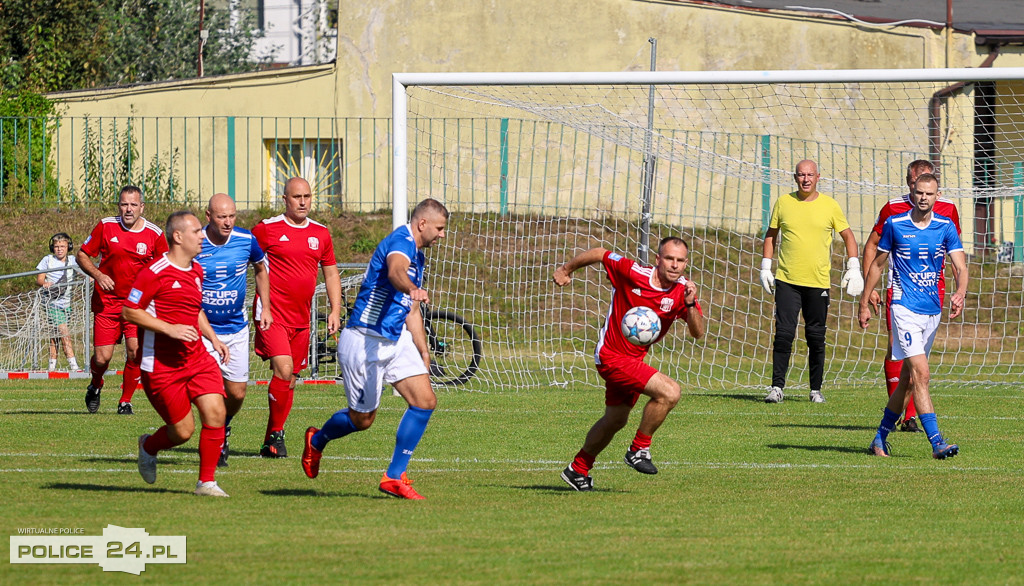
[764,386,784,403]
[85,384,102,413]
[379,472,425,500]
[260,430,287,458]
[809,390,826,403]
[137,434,158,484]
[868,437,891,457]
[194,481,230,497]
[899,417,922,433]
[932,442,959,460]
[624,448,659,474]
[217,425,231,468]
[117,401,134,415]
[560,466,594,492]
[301,427,322,479]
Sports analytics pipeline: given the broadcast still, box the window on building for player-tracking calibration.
[268,139,343,206]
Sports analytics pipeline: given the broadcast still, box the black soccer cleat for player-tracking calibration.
[217,425,231,468]
[85,384,102,413]
[117,401,134,415]
[899,417,922,433]
[260,430,287,458]
[624,448,659,475]
[561,466,594,492]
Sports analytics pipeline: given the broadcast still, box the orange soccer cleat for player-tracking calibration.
[379,472,425,500]
[301,427,322,479]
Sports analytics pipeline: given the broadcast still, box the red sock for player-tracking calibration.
[905,395,917,419]
[571,449,596,476]
[265,376,294,442]
[120,360,141,403]
[89,357,105,388]
[630,431,652,452]
[883,358,903,397]
[143,426,179,455]
[198,424,226,483]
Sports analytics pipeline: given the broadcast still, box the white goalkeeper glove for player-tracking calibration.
[842,257,864,296]
[759,258,775,295]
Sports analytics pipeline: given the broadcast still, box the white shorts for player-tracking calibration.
[890,305,940,360]
[202,325,250,383]
[338,327,428,413]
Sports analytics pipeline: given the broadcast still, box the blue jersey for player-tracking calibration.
[197,227,266,335]
[878,212,963,315]
[348,224,424,341]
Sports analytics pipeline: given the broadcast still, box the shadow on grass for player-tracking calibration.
[689,392,765,402]
[770,423,876,431]
[506,484,630,494]
[43,482,179,494]
[766,443,871,455]
[259,488,374,499]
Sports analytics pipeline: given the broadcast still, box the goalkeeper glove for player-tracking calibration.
[759,258,775,295]
[842,257,864,296]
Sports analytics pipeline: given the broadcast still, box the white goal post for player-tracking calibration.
[393,68,1024,391]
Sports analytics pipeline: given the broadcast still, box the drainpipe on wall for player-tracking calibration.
[928,47,1001,252]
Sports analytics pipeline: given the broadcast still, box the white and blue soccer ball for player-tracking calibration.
[620,306,662,346]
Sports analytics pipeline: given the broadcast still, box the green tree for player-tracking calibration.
[104,0,275,85]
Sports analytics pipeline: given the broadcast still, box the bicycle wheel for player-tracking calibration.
[424,310,482,386]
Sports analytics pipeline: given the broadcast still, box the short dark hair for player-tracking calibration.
[120,185,144,202]
[914,172,940,188]
[906,160,934,181]
[411,198,449,221]
[657,236,689,256]
[164,211,196,245]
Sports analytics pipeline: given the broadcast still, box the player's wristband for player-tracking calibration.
[685,300,698,308]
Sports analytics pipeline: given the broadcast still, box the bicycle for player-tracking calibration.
[310,274,482,387]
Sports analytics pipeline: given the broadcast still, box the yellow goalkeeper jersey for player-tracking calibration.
[769,191,850,289]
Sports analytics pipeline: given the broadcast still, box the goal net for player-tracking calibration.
[394,69,1024,391]
[0,273,92,372]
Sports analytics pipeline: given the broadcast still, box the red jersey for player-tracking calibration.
[80,216,168,306]
[595,251,698,363]
[126,254,205,372]
[251,215,337,327]
[872,194,961,288]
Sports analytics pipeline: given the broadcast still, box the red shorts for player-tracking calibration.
[253,321,310,375]
[886,279,945,332]
[141,353,225,425]
[595,352,657,407]
[92,300,137,346]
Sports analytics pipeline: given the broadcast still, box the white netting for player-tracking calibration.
[399,74,1024,390]
[0,275,92,372]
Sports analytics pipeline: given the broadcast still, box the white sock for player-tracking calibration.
[48,359,57,371]
[68,358,79,370]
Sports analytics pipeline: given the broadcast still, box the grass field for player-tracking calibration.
[3,378,1023,583]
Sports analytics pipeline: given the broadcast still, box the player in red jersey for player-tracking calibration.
[553,237,706,491]
[76,186,169,415]
[861,160,961,433]
[124,211,231,497]
[251,177,342,458]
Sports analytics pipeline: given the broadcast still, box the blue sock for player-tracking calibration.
[875,408,900,443]
[918,412,943,447]
[386,406,434,479]
[225,414,234,428]
[312,408,358,451]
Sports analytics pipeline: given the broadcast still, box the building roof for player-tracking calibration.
[700,1,1024,39]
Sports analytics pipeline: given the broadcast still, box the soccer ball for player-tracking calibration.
[620,306,661,346]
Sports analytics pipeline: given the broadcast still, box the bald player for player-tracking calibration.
[197,193,273,467]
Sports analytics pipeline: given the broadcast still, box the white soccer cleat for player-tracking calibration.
[194,481,230,497]
[764,386,784,403]
[809,390,826,403]
[137,434,157,484]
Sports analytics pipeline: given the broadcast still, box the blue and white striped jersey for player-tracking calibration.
[197,226,266,335]
[878,212,963,316]
[347,224,424,341]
